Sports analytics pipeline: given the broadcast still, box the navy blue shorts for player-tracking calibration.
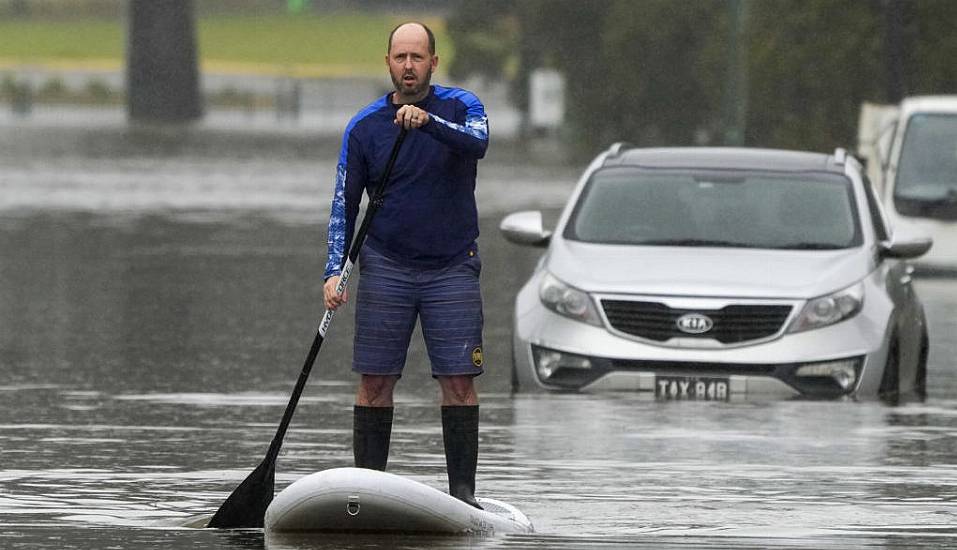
[352,245,484,377]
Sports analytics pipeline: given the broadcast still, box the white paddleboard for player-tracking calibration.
[264,467,533,535]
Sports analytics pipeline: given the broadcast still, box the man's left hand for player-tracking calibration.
[395,105,430,129]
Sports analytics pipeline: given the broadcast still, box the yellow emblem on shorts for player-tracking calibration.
[471,347,484,368]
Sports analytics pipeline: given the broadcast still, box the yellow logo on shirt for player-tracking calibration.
[471,347,484,368]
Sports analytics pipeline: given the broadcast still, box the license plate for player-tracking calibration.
[655,376,730,401]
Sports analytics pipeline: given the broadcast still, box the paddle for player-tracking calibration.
[208,128,408,528]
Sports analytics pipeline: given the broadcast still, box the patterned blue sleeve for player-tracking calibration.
[325,118,372,280]
[324,98,385,279]
[422,86,489,159]
[324,159,349,279]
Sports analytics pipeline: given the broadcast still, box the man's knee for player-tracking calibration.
[439,376,478,406]
[357,375,398,406]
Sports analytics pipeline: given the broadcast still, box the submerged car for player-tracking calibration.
[500,146,932,400]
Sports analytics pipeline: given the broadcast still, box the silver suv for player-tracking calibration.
[501,145,932,400]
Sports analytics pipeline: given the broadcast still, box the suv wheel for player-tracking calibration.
[915,329,929,400]
[879,336,901,404]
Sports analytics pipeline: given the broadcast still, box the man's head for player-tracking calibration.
[386,22,438,103]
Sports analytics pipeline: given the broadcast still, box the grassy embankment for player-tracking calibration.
[0,13,451,105]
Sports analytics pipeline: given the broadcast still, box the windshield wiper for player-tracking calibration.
[635,238,755,248]
[773,242,845,250]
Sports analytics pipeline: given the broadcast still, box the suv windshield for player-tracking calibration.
[565,167,861,250]
[894,114,957,219]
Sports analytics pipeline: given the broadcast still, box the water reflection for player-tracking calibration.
[2,146,957,548]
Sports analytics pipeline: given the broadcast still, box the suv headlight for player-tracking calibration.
[788,282,864,333]
[539,272,602,326]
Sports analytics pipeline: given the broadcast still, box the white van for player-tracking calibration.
[859,96,957,271]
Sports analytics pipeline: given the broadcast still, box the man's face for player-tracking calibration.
[387,25,438,100]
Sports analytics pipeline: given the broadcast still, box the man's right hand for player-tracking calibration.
[324,276,348,310]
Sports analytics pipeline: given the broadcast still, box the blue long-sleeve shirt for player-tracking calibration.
[324,85,489,279]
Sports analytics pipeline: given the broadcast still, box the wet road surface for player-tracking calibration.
[2,125,957,549]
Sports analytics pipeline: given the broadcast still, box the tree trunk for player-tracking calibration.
[884,0,906,103]
[11,0,29,17]
[127,0,203,122]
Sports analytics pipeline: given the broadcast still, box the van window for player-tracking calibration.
[895,114,957,199]
[894,114,957,220]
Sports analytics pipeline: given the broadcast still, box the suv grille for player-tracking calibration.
[601,300,792,344]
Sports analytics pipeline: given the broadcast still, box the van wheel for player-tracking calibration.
[879,337,900,404]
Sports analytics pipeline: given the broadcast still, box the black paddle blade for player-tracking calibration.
[207,458,275,529]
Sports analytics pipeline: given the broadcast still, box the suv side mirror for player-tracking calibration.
[500,211,552,247]
[880,233,933,260]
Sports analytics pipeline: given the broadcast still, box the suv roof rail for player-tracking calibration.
[833,147,847,166]
[606,142,634,158]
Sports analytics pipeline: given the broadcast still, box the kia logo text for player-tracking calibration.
[676,313,714,334]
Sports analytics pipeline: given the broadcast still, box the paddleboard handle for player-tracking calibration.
[347,495,361,516]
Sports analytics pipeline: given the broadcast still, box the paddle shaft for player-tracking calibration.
[264,127,407,464]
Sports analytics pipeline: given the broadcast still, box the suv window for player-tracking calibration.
[565,167,862,250]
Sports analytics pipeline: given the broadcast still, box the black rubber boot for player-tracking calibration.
[353,405,393,471]
[441,405,483,509]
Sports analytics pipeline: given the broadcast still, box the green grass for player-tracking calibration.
[0,13,452,76]
[0,18,124,60]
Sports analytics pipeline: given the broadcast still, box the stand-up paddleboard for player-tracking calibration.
[264,467,533,535]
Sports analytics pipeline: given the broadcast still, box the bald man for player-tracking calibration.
[323,22,489,509]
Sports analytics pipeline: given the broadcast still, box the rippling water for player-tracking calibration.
[2,124,957,549]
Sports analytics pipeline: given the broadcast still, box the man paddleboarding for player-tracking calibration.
[323,21,489,509]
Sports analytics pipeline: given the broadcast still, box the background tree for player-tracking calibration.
[746,0,886,151]
[446,0,517,82]
[913,0,957,93]
[448,0,957,157]
[127,0,203,122]
[597,1,725,147]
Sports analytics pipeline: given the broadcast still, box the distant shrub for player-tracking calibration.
[209,86,262,108]
[1,74,21,98]
[38,77,67,99]
[84,78,113,101]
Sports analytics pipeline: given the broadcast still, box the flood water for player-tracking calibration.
[2,122,957,549]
